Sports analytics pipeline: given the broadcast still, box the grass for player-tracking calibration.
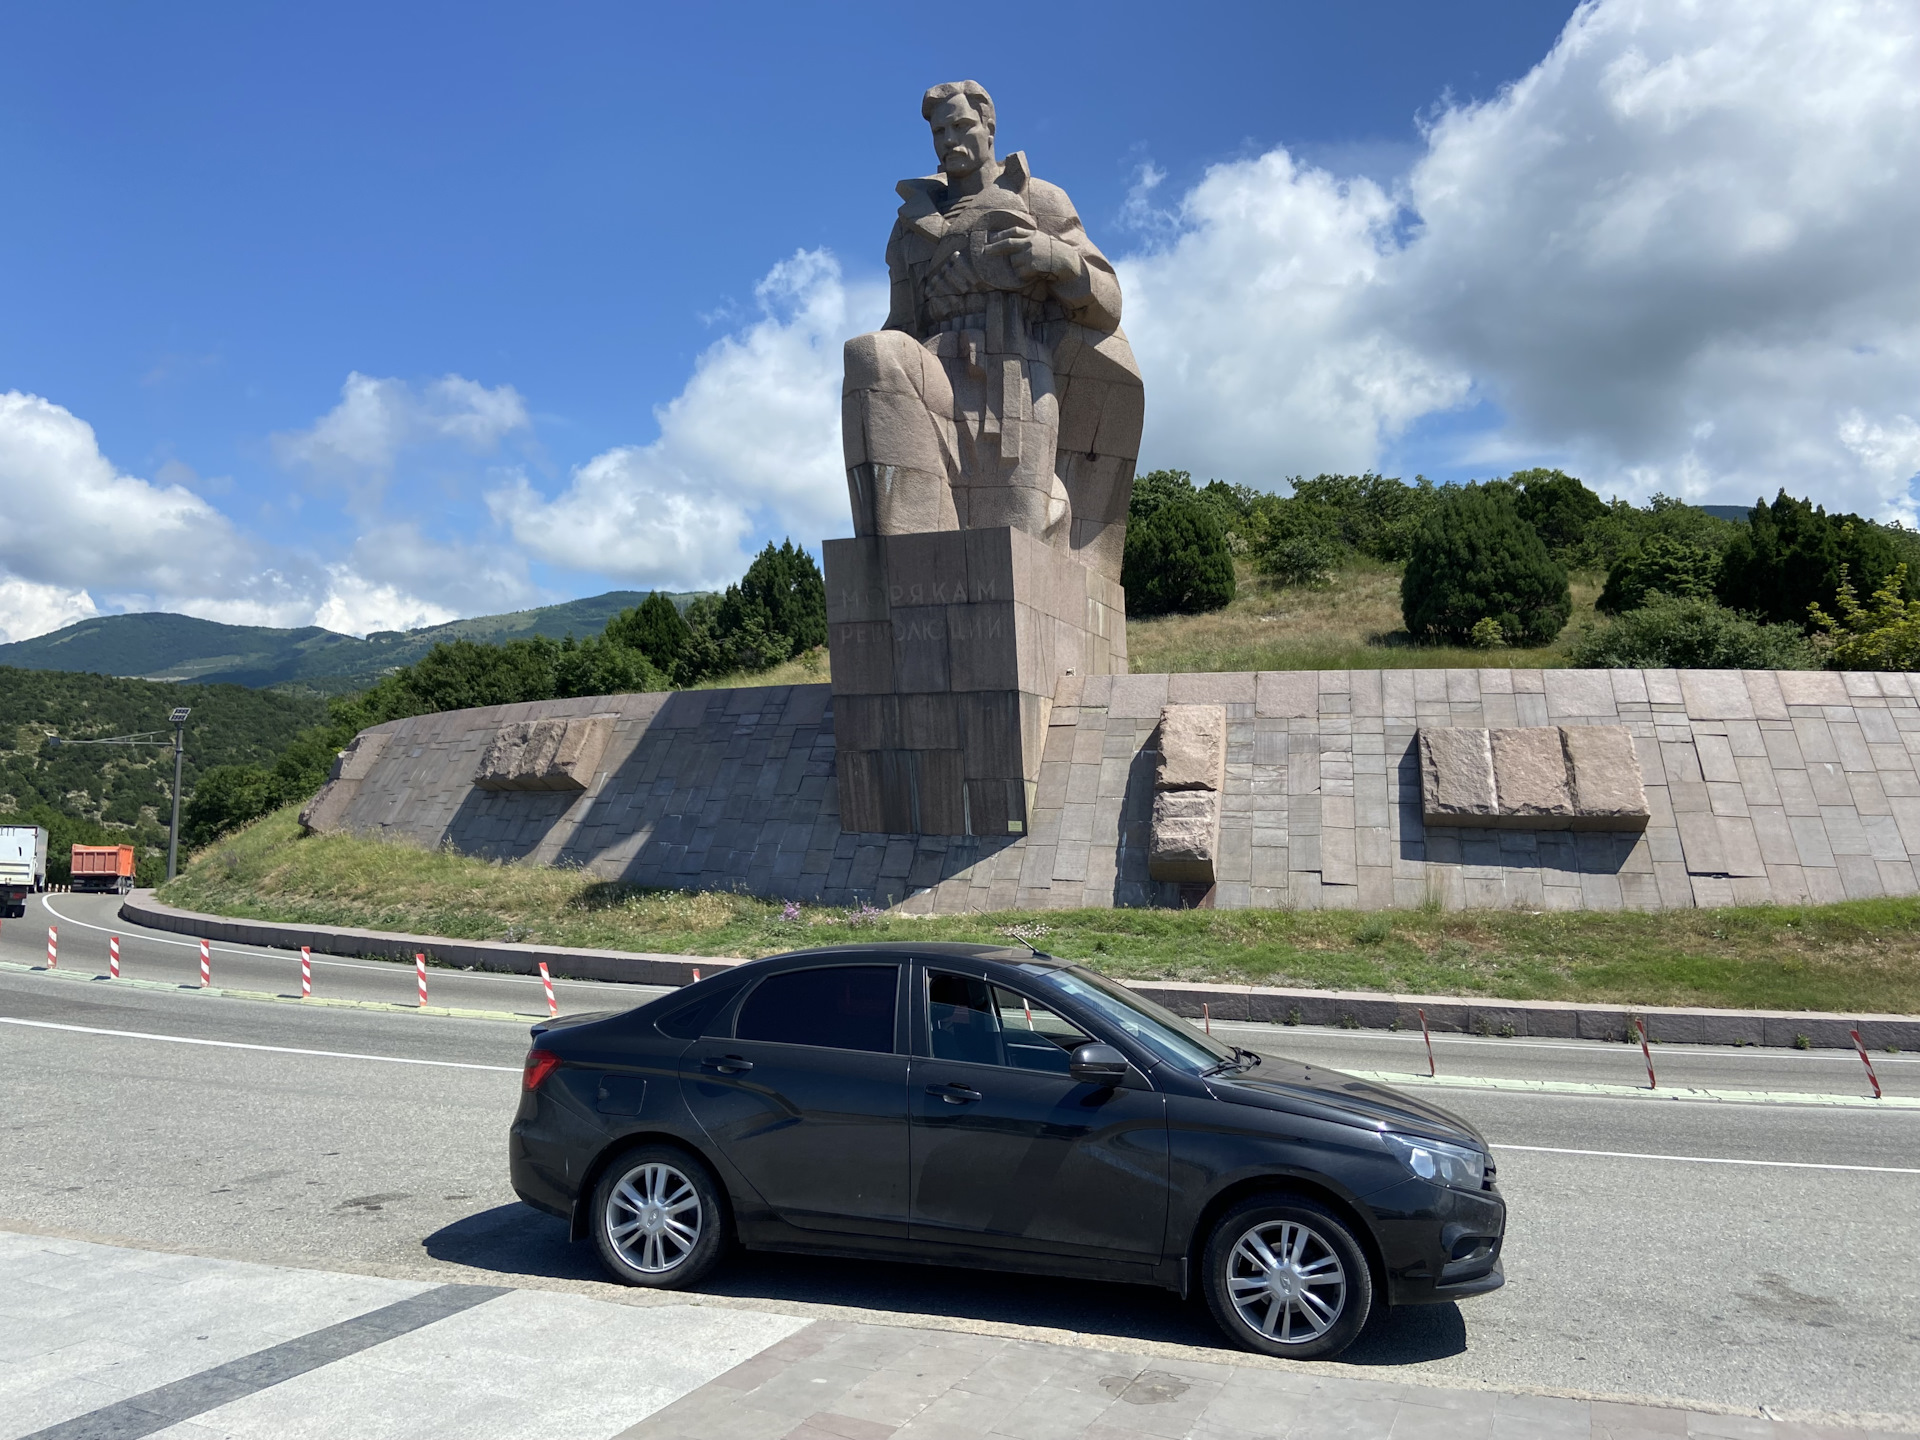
[163,808,1920,1016]
[1126,558,1606,676]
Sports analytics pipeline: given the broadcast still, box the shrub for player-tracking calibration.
[1285,472,1437,562]
[1597,534,1722,614]
[1401,486,1571,646]
[1567,595,1819,669]
[605,591,692,675]
[1717,492,1917,629]
[1122,499,1237,616]
[1250,497,1341,587]
[1810,564,1920,670]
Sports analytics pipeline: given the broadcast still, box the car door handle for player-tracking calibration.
[701,1054,753,1074]
[926,1082,982,1104]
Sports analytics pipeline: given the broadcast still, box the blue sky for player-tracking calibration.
[2,1,1917,639]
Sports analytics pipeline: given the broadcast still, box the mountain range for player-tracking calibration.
[0,591,696,693]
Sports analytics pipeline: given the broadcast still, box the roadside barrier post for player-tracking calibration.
[1418,1008,1435,1077]
[1203,1002,1211,1036]
[199,939,211,988]
[300,946,312,998]
[108,936,120,979]
[539,962,557,1019]
[1635,1016,1657,1090]
[692,967,701,982]
[1850,1028,1883,1100]
[46,925,56,969]
[415,953,428,1007]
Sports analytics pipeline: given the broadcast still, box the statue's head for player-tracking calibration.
[922,80,996,181]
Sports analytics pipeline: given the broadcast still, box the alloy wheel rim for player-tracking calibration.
[1226,1219,1347,1343]
[606,1162,702,1274]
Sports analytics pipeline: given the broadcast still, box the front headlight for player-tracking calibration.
[1384,1133,1487,1192]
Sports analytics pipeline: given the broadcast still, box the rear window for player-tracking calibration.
[655,982,742,1039]
[735,965,898,1054]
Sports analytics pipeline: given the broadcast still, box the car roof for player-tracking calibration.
[743,940,1066,968]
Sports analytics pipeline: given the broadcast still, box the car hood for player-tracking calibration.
[1206,1061,1487,1148]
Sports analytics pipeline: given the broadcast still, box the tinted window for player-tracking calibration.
[927,971,1088,1073]
[656,983,742,1039]
[736,966,898,1053]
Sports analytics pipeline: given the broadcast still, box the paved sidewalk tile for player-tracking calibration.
[610,1320,1909,1440]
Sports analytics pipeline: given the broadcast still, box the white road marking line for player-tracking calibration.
[1345,1068,1920,1109]
[34,895,668,996]
[0,1016,520,1071]
[1493,1143,1920,1175]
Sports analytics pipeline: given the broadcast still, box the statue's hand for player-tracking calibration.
[981,226,1083,286]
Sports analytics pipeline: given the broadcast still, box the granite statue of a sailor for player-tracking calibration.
[841,80,1144,581]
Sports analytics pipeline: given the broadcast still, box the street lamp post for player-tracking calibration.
[45,706,192,886]
[168,707,190,881]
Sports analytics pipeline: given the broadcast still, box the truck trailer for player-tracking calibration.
[71,844,137,895]
[0,826,48,918]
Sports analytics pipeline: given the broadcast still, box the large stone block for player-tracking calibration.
[1491,727,1574,821]
[1156,705,1226,792]
[1564,724,1650,829]
[1149,790,1220,884]
[473,716,614,792]
[1419,728,1498,823]
[1422,724,1649,830]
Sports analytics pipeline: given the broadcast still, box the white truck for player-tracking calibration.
[0,825,48,918]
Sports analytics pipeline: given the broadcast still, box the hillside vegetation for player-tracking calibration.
[0,669,325,882]
[165,807,1920,1015]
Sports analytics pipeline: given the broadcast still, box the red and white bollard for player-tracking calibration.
[300,946,312,998]
[46,925,57,969]
[1635,1016,1657,1090]
[108,935,120,979]
[692,968,701,982]
[1419,1007,1435,1077]
[415,953,428,1007]
[199,939,211,988]
[539,962,557,1019]
[1851,1027,1883,1100]
[1203,1002,1211,1036]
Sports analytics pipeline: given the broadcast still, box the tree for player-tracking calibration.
[1249,497,1341,587]
[1509,468,1608,562]
[1596,533,1722,614]
[1810,564,1920,671]
[605,592,692,675]
[1717,492,1916,628]
[1122,499,1237,616]
[1401,485,1571,646]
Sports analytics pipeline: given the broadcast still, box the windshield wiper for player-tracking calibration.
[1201,1046,1263,1077]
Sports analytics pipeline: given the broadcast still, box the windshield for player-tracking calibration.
[1020,964,1238,1075]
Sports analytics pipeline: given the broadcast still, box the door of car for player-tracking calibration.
[908,964,1169,1263]
[679,962,908,1239]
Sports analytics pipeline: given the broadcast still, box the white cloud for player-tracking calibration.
[492,250,886,589]
[1121,0,1920,517]
[274,372,529,507]
[0,577,98,646]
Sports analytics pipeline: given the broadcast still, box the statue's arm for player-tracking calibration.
[882,222,918,334]
[1031,182,1122,332]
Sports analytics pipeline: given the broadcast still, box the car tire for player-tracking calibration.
[1202,1194,1373,1359]
[590,1145,726,1290]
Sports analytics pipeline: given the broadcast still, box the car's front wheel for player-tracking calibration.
[590,1146,725,1289]
[1202,1195,1373,1359]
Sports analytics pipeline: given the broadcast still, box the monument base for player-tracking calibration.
[825,527,1127,836]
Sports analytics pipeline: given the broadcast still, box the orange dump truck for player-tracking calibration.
[71,844,137,895]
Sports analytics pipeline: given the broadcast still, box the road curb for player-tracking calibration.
[119,892,1920,1051]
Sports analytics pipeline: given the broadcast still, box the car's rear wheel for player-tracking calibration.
[1202,1195,1372,1359]
[590,1145,725,1289]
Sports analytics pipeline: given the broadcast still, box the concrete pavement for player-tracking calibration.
[3,896,1918,1430]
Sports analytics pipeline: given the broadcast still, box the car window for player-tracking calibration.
[926,970,1089,1073]
[1019,964,1232,1074]
[655,982,742,1039]
[735,965,898,1053]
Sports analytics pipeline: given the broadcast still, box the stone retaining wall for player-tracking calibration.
[295,667,1920,914]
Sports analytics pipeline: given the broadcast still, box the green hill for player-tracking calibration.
[0,591,703,694]
[0,668,328,883]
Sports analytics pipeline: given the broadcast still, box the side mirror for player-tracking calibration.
[1069,1042,1129,1086]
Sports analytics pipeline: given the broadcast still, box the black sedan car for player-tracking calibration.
[510,943,1504,1359]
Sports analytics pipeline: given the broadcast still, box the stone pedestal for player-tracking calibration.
[825,526,1127,835]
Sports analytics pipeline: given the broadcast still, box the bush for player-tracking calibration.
[1810,564,1920,670]
[605,592,692,676]
[1401,486,1571,646]
[1249,497,1341,587]
[1284,473,1437,563]
[1122,499,1237,617]
[1717,492,1917,629]
[1568,595,1819,669]
[1597,533,1722,614]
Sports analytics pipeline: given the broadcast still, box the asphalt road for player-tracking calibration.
[3,893,1917,1424]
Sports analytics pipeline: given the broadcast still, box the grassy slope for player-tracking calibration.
[164,809,1920,1015]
